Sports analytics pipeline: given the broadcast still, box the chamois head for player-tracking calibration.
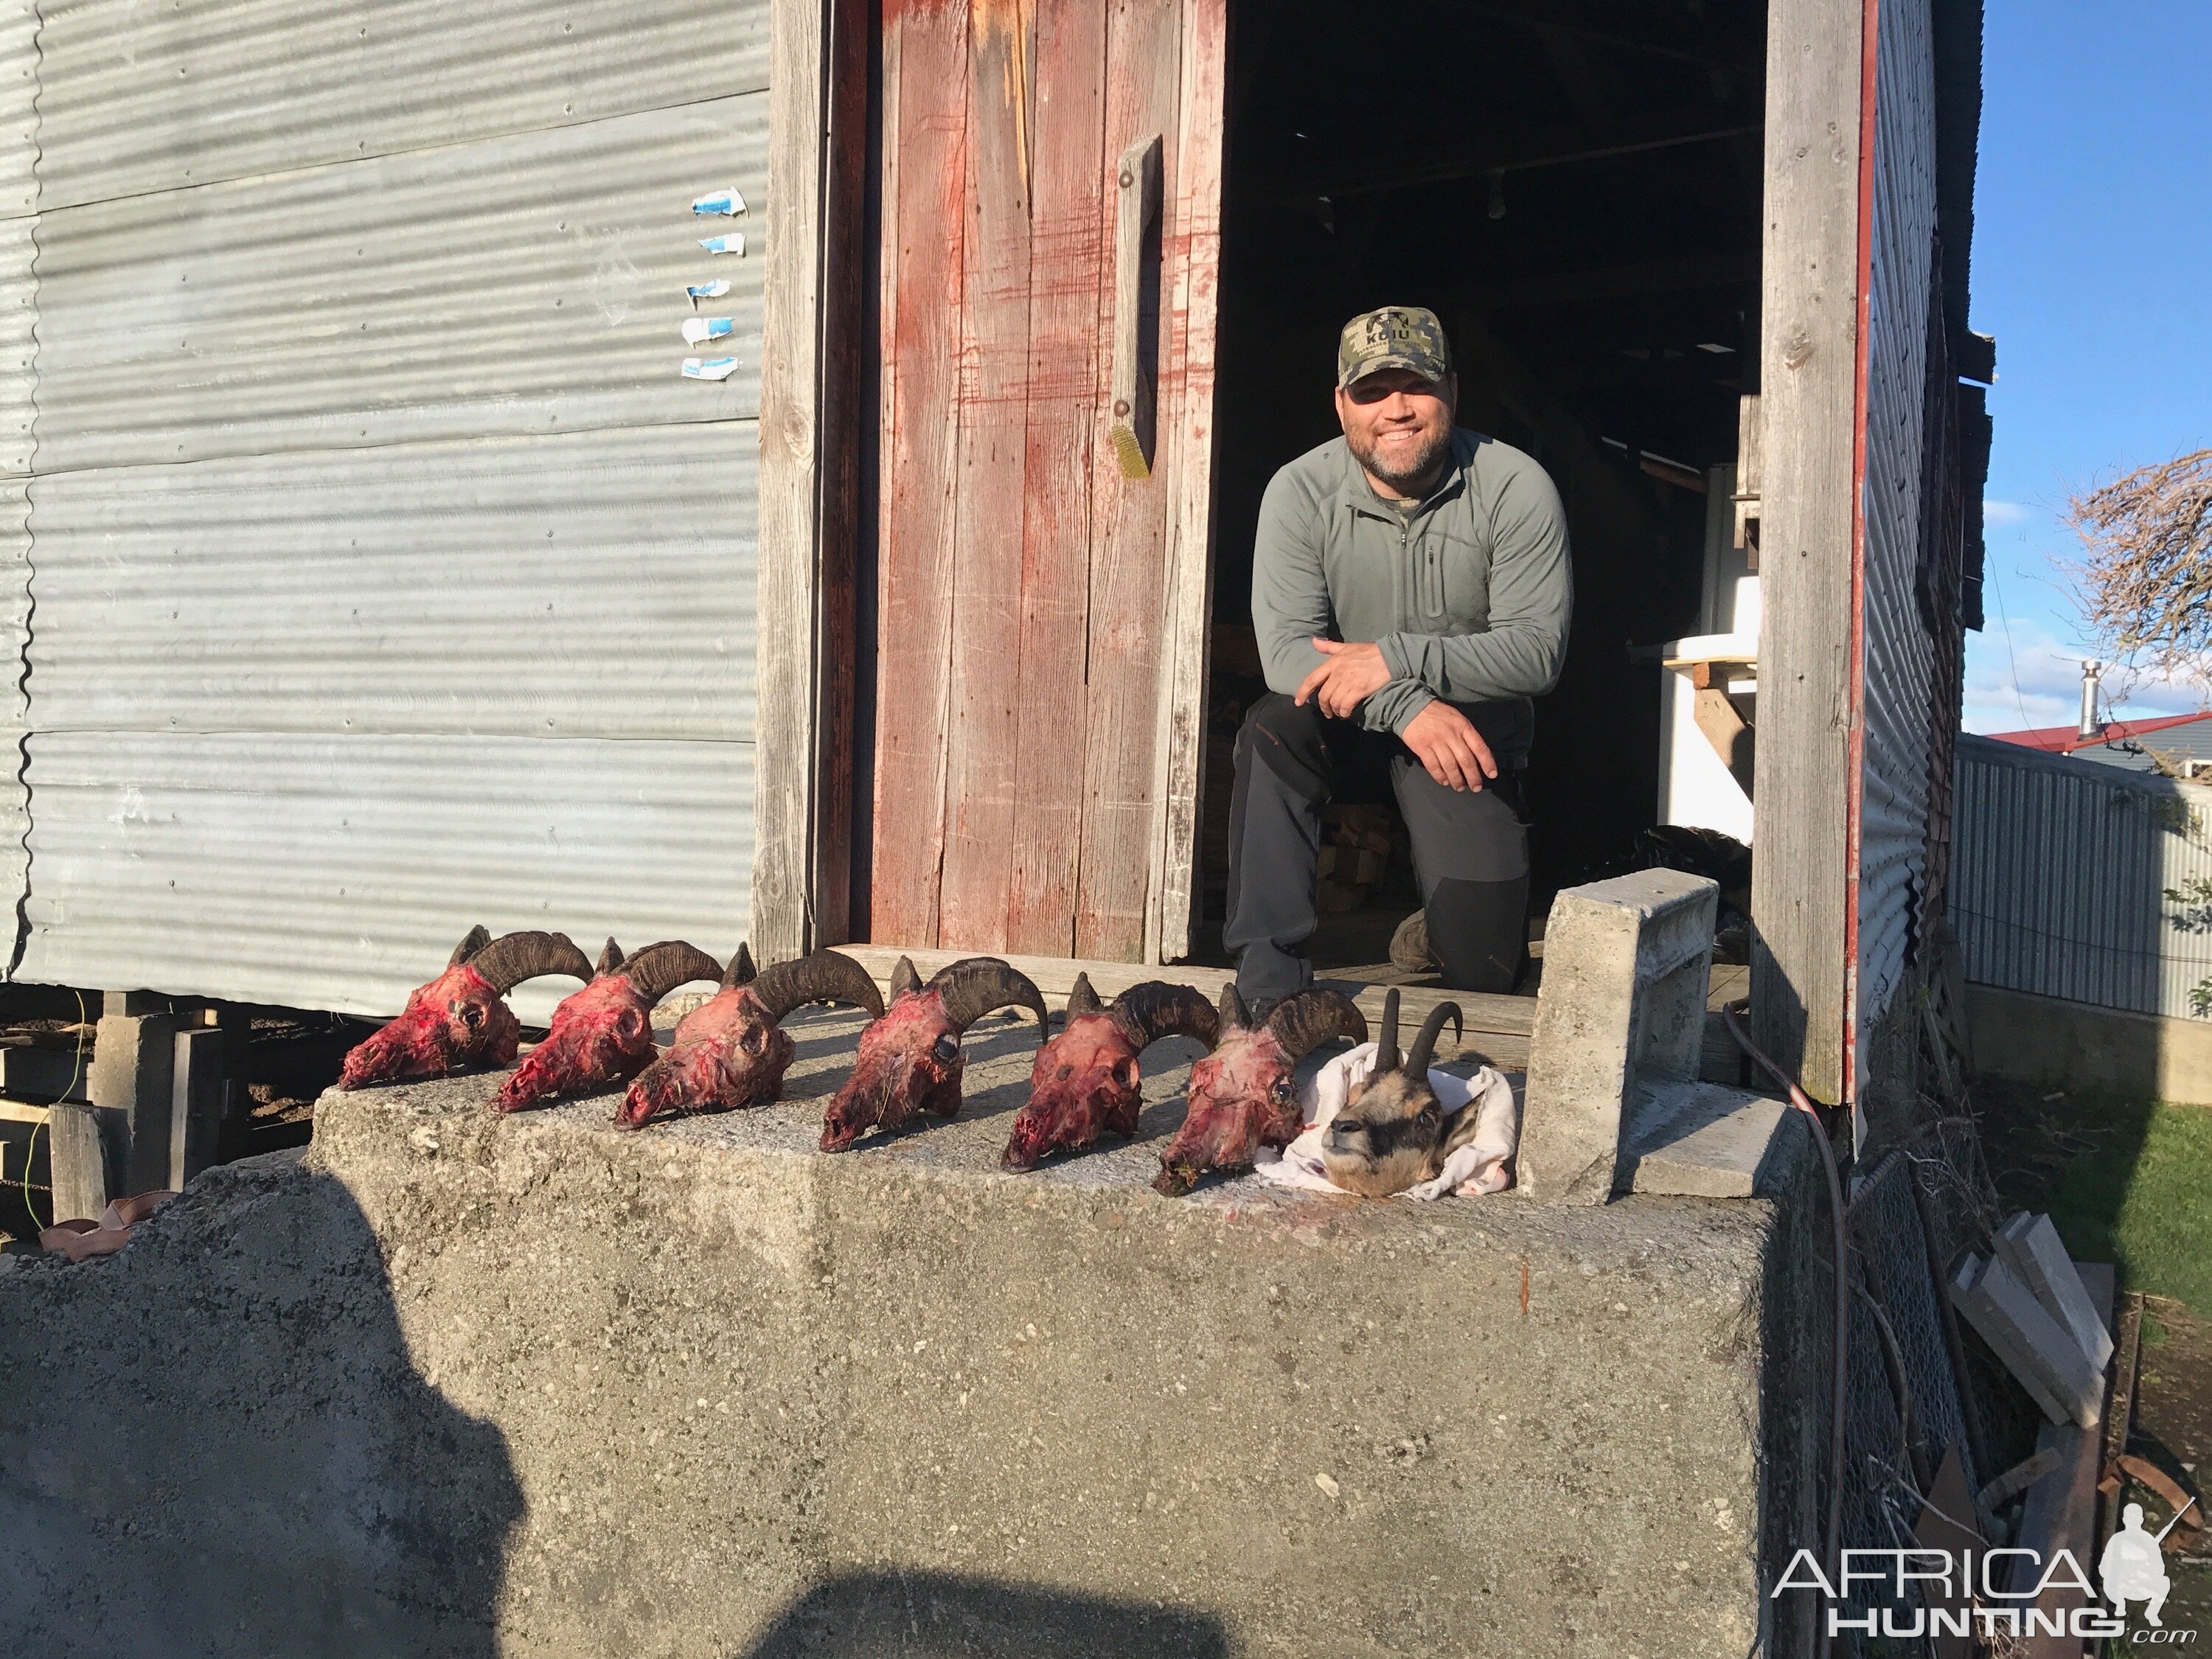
[1321,989,1467,1197]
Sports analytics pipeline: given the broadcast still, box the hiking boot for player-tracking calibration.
[1388,910,1438,973]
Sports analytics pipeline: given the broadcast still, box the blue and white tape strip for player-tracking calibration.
[682,317,734,346]
[691,189,748,217]
[685,279,731,302]
[682,356,740,382]
[698,233,746,256]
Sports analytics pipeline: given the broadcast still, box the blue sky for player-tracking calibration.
[1961,0,2212,731]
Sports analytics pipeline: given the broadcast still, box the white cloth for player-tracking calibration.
[1253,1040,1519,1200]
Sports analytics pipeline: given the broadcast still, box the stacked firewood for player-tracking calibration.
[1316,804,1395,913]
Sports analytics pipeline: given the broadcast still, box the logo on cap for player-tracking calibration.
[1338,306,1453,389]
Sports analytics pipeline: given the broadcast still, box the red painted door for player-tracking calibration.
[870,0,1225,962]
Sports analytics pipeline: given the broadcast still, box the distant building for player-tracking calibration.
[1983,711,2212,780]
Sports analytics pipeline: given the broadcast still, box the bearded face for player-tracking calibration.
[1336,367,1457,491]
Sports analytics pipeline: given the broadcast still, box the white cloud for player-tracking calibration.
[1983,498,2034,527]
[1963,619,2212,733]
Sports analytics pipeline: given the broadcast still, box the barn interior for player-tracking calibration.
[1197,0,1767,977]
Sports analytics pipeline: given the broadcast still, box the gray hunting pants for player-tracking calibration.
[1224,692,1530,1006]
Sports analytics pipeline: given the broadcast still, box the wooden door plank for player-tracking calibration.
[935,0,1037,952]
[869,0,973,950]
[810,0,871,949]
[1004,0,1108,955]
[1071,0,1180,962]
[1144,0,1227,964]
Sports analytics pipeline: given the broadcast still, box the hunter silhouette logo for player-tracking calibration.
[2101,1498,2197,1630]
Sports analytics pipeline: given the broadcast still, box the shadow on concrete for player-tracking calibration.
[0,1155,521,1655]
[740,1571,1232,1659]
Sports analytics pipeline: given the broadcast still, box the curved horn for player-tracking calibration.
[1065,972,1104,1018]
[594,937,625,976]
[1109,982,1220,1052]
[449,924,493,967]
[889,956,924,1002]
[1405,1001,1463,1081]
[721,943,758,989]
[1216,983,1250,1036]
[468,930,593,993]
[617,941,726,1004]
[929,957,1049,1041]
[1374,987,1402,1074]
[1263,988,1369,1062]
[749,950,885,1023]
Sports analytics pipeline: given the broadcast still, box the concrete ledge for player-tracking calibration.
[1965,982,2212,1105]
[1621,1082,1806,1200]
[1,1008,1817,1658]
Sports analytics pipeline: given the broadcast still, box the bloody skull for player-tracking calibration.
[820,956,1048,1152]
[999,974,1219,1171]
[1153,985,1368,1195]
[492,938,726,1114]
[617,948,883,1130]
[339,927,592,1089]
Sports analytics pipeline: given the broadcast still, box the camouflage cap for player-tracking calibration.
[1338,305,1453,389]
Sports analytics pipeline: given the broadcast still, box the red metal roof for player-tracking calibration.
[1980,709,2212,754]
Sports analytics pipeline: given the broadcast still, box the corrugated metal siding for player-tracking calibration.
[34,97,765,473]
[14,731,752,1025]
[30,0,768,210]
[9,0,770,1010]
[24,424,756,742]
[1952,734,2212,1020]
[0,2,33,930]
[0,0,35,223]
[1855,0,1939,1043]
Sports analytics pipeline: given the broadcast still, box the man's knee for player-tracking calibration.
[1425,875,1528,995]
[1236,692,1332,802]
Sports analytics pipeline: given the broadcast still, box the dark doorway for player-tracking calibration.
[1198,0,1766,974]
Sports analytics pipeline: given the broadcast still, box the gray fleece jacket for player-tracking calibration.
[1249,428,1573,768]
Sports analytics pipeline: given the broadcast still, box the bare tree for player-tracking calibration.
[2066,447,2212,689]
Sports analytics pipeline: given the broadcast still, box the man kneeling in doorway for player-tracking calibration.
[1228,306,1573,1005]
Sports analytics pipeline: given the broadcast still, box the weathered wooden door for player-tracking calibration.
[870,0,1225,962]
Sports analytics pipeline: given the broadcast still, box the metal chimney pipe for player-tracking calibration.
[2079,660,2102,741]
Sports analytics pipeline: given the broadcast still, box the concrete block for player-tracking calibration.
[169,1028,225,1191]
[102,990,173,1018]
[45,1101,113,1223]
[88,1012,177,1199]
[0,1003,1822,1658]
[1994,1212,2114,1374]
[1620,1081,1807,1199]
[1950,1252,2101,1428]
[1518,869,1719,1205]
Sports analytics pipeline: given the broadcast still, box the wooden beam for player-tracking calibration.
[1143,0,1228,966]
[47,1101,111,1224]
[1748,0,1865,1105]
[1283,123,1759,205]
[751,0,868,963]
[1474,250,1760,313]
[2008,1262,2115,1656]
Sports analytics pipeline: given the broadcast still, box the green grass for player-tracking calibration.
[1980,1084,2212,1315]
